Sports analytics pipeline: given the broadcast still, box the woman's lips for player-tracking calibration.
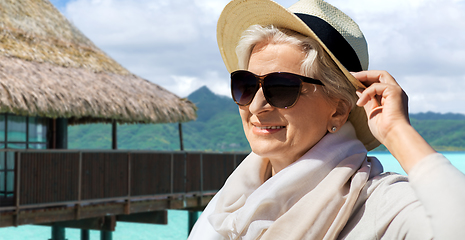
[252,124,286,134]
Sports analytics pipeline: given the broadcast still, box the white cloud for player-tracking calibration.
[62,0,465,114]
[65,0,230,98]
[401,74,465,113]
[326,0,465,72]
[66,0,202,45]
[162,71,230,98]
[169,75,198,97]
[326,0,465,114]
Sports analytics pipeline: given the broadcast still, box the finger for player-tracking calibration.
[356,90,381,111]
[356,83,390,106]
[352,70,399,87]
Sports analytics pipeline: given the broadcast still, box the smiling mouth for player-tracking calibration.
[255,126,286,130]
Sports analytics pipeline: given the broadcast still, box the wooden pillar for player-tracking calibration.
[188,211,199,234]
[80,229,90,240]
[55,118,68,149]
[100,230,112,240]
[50,118,68,240]
[100,216,115,240]
[178,123,184,151]
[112,120,117,150]
[50,226,67,240]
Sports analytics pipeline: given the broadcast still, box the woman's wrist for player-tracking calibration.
[383,123,436,174]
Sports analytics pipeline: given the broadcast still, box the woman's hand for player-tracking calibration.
[352,71,409,143]
[352,70,436,173]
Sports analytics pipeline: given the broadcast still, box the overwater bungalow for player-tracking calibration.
[0,1,244,239]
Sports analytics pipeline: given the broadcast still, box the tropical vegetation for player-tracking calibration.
[68,86,465,152]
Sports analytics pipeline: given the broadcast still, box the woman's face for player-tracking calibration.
[240,42,339,173]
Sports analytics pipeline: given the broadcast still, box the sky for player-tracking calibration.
[49,0,465,114]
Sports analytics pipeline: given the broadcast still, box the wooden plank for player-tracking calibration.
[40,216,116,231]
[19,152,79,205]
[0,195,210,227]
[202,154,235,191]
[186,154,201,193]
[17,207,75,225]
[131,153,171,196]
[1,150,243,229]
[128,199,169,213]
[116,210,167,225]
[172,153,186,194]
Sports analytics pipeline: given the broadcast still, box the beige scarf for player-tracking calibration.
[206,122,382,240]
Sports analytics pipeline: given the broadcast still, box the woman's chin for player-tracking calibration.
[249,141,285,159]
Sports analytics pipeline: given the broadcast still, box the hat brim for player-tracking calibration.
[217,0,380,151]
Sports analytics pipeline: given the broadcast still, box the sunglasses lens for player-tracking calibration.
[231,71,258,106]
[264,73,301,108]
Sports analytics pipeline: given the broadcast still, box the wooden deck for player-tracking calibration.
[0,150,248,229]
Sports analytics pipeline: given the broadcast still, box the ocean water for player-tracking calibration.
[0,210,189,240]
[371,151,465,175]
[1,152,464,240]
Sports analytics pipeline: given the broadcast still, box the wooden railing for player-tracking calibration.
[0,150,248,211]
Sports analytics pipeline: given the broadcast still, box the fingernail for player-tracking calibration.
[355,91,362,105]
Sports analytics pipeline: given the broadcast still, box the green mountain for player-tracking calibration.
[68,87,465,152]
[68,86,250,152]
[408,112,465,151]
[180,86,249,151]
[409,112,465,120]
[372,112,465,151]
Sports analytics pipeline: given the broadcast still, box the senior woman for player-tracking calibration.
[188,0,465,239]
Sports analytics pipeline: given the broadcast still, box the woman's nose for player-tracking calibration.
[248,87,273,115]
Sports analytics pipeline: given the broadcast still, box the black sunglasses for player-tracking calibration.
[231,70,324,109]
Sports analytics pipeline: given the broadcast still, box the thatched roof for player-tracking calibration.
[0,0,196,124]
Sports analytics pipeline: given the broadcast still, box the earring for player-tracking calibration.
[331,126,337,132]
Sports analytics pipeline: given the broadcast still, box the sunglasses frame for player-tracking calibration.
[231,70,325,109]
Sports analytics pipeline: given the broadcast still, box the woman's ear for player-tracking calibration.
[327,99,351,132]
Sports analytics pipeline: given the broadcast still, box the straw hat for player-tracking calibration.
[217,0,380,151]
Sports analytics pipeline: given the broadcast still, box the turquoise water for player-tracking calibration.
[0,210,189,240]
[371,151,465,175]
[1,152,464,239]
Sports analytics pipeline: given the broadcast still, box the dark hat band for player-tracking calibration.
[295,13,362,72]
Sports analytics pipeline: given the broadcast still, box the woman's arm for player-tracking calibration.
[353,70,465,239]
[352,70,436,174]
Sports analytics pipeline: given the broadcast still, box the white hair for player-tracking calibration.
[235,25,357,111]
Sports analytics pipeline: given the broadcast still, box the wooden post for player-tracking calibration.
[50,226,67,240]
[100,231,112,240]
[112,120,117,150]
[178,123,184,151]
[188,211,199,234]
[55,118,68,149]
[100,216,115,240]
[80,229,90,240]
[50,119,68,239]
